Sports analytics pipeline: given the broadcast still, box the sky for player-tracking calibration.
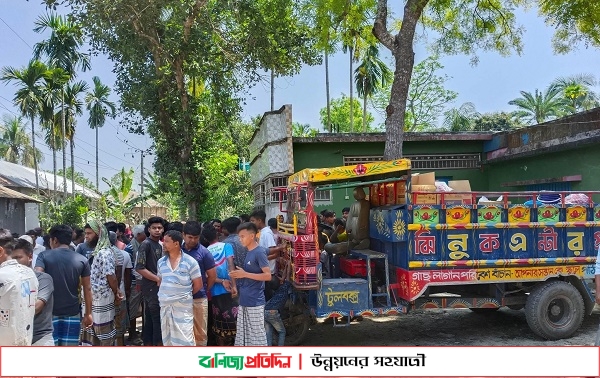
[1,2,600,192]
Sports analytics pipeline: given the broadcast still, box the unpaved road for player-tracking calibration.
[301,307,600,346]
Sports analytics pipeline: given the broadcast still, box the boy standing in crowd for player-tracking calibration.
[229,222,271,346]
[136,217,166,346]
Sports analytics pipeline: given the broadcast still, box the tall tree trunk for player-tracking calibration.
[349,46,354,132]
[52,147,57,199]
[270,70,275,111]
[61,88,67,198]
[95,126,99,190]
[373,0,428,160]
[363,89,368,132]
[70,139,75,197]
[325,51,331,132]
[30,115,39,194]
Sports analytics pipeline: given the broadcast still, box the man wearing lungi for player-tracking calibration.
[79,220,123,346]
[157,230,202,346]
[229,222,271,346]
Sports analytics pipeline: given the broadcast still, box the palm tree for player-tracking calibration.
[1,60,48,193]
[33,12,91,197]
[40,67,70,194]
[551,74,599,112]
[57,80,89,196]
[509,84,566,125]
[342,28,364,133]
[85,76,116,190]
[443,102,481,131]
[0,115,43,168]
[355,45,393,132]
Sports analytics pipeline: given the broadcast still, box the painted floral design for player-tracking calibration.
[353,164,368,175]
[373,210,391,238]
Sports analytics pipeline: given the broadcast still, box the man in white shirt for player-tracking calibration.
[250,210,284,301]
[0,229,39,345]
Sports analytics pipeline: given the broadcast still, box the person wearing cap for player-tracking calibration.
[19,235,44,268]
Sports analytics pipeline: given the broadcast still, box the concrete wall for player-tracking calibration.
[486,143,600,195]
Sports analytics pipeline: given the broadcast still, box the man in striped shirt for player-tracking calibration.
[157,230,202,346]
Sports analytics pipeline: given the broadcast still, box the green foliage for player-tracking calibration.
[57,0,320,219]
[538,0,600,54]
[551,74,599,112]
[198,124,254,220]
[443,102,481,131]
[423,0,527,63]
[56,167,95,190]
[102,168,141,222]
[85,76,116,130]
[472,112,523,131]
[292,122,319,137]
[0,115,43,167]
[319,94,376,132]
[372,56,457,131]
[304,0,376,53]
[508,84,566,124]
[33,13,91,77]
[39,194,90,229]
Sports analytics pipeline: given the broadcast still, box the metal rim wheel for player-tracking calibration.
[525,280,584,340]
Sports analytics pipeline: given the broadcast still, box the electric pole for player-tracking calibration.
[126,146,153,223]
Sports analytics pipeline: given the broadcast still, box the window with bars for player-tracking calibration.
[253,184,266,205]
[343,154,481,170]
[315,189,331,201]
[270,176,288,202]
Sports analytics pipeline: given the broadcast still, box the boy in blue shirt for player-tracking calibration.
[229,222,271,346]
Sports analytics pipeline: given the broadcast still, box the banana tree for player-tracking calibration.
[102,168,143,222]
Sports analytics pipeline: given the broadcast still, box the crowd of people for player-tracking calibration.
[0,210,293,347]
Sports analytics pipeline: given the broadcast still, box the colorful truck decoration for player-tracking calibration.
[276,159,598,343]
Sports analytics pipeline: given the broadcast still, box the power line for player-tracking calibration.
[0,16,33,50]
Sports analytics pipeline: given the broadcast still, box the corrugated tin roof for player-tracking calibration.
[0,185,42,202]
[0,160,101,199]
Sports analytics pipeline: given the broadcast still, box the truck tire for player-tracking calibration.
[284,314,310,346]
[525,281,585,340]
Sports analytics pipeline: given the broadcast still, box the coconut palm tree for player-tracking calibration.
[551,74,599,112]
[355,45,393,132]
[509,84,566,125]
[85,76,116,190]
[0,115,43,168]
[443,102,481,131]
[1,60,48,193]
[33,12,91,197]
[56,80,89,196]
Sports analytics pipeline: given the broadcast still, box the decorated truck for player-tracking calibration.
[275,158,598,344]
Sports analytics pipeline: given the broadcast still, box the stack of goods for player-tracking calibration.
[370,180,407,206]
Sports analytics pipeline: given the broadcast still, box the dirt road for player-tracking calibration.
[302,307,600,346]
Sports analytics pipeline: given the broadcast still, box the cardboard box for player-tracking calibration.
[445,180,472,205]
[411,172,439,204]
[370,181,406,206]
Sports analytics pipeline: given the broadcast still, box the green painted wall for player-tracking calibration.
[486,144,600,194]
[292,139,489,214]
